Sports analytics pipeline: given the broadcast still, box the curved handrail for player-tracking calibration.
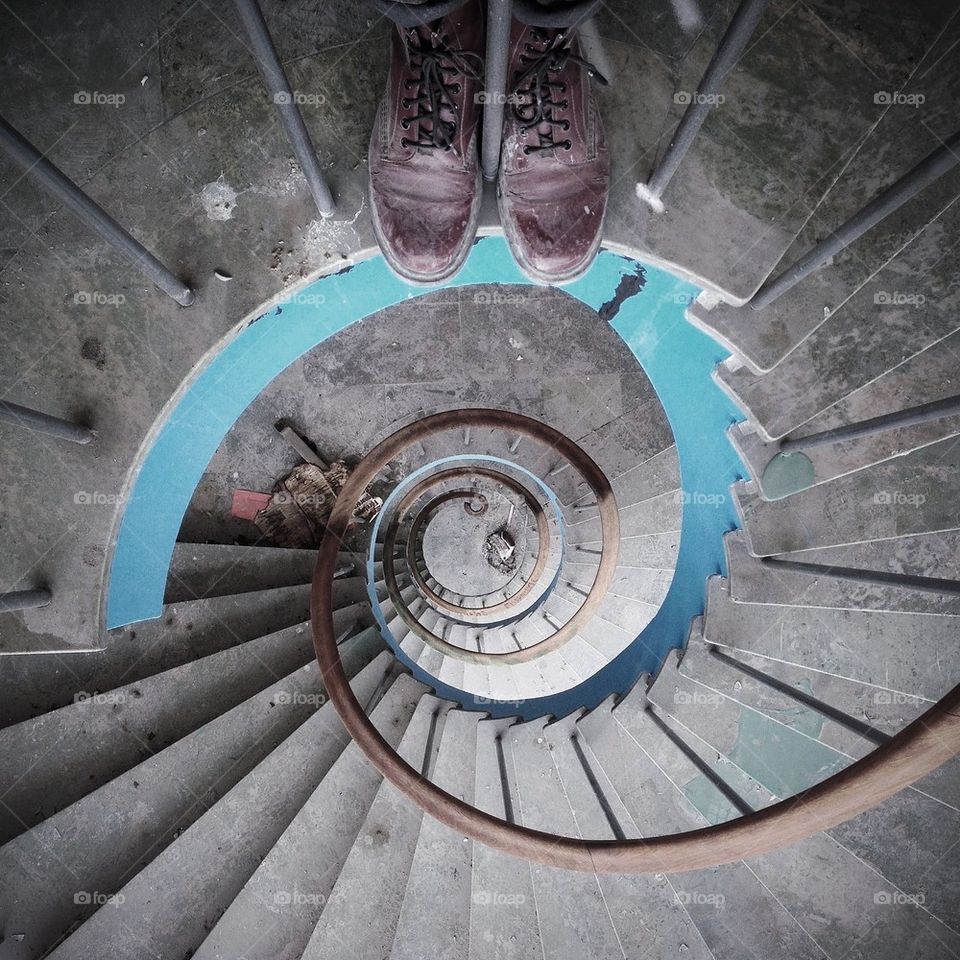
[362,412,620,665]
[311,408,960,873]
[387,468,552,623]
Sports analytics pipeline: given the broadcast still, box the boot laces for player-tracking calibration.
[511,27,607,154]
[399,21,484,152]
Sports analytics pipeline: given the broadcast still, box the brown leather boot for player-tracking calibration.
[498,18,609,284]
[369,1,485,284]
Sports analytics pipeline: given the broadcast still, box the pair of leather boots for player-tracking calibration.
[369,0,609,284]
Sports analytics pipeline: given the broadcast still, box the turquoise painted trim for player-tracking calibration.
[106,236,747,718]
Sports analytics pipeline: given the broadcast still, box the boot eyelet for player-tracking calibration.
[522,146,532,155]
[401,97,412,108]
[400,119,410,129]
[400,137,409,148]
[562,120,570,131]
[450,83,461,93]
[563,140,573,150]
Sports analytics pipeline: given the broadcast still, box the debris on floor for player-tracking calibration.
[230,489,273,521]
[253,461,382,547]
[483,529,518,574]
[232,424,382,548]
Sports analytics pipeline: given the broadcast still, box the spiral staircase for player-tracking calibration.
[2,0,960,958]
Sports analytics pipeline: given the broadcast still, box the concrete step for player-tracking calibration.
[568,488,682,545]
[713,190,960,407]
[0,617,335,842]
[468,718,539,960]
[482,659,524,708]
[575,688,829,959]
[727,408,960,506]
[0,649,391,960]
[539,719,714,959]
[390,709,482,960]
[626,1,958,306]
[702,576,960,701]
[570,529,680,569]
[46,655,405,960]
[775,531,960,581]
[727,314,960,448]
[0,583,313,728]
[566,563,675,608]
[656,647,960,935]
[649,661,832,809]
[508,717,623,958]
[191,672,423,960]
[567,408,674,500]
[827,761,960,929]
[576,443,681,512]
[733,438,960,556]
[678,638,960,809]
[550,583,657,639]
[745,827,960,958]
[164,542,321,602]
[300,694,448,960]
[688,15,960,370]
[724,529,960,616]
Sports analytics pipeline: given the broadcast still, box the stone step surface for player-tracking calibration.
[390,708,481,960]
[734,438,960,556]
[468,718,540,960]
[724,529,960,616]
[46,658,409,960]
[191,672,423,960]
[165,542,320,602]
[0,583,313,728]
[0,651,391,960]
[0,617,357,843]
[575,684,830,959]
[702,576,960,700]
[301,694,447,960]
[693,17,960,372]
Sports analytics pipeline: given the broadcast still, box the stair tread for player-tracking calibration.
[165,542,320,603]
[703,576,960,700]
[735,438,960,556]
[192,672,424,960]
[390,709,481,960]
[0,645,386,960]
[301,693,444,960]
[0,619,320,843]
[725,529,960,615]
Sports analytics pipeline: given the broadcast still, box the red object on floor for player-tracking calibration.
[231,489,273,521]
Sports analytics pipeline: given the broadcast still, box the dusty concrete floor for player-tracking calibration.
[177,284,674,545]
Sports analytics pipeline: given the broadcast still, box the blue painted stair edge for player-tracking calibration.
[105,235,748,719]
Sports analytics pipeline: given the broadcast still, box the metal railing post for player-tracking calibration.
[760,556,960,597]
[0,117,194,307]
[637,0,770,210]
[779,394,960,453]
[0,588,52,612]
[234,0,336,216]
[0,400,96,444]
[481,0,514,181]
[751,129,960,309]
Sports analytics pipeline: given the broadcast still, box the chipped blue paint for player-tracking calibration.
[106,235,748,718]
